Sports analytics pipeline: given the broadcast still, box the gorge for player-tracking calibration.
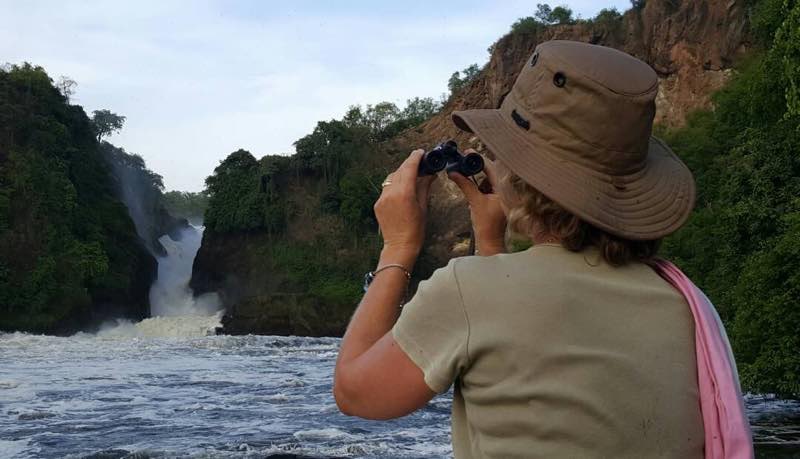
[2,1,800,457]
[188,0,800,400]
[191,0,750,335]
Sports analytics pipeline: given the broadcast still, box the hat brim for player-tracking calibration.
[452,108,695,240]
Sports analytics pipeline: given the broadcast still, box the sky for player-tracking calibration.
[1,1,629,191]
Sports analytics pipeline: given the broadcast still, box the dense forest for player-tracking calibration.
[192,99,441,335]
[197,0,799,397]
[660,0,800,396]
[0,64,177,333]
[162,191,209,222]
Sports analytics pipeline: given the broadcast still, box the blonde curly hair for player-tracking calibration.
[499,166,661,266]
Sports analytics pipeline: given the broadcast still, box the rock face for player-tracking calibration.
[407,0,748,144]
[193,0,752,336]
[628,0,748,126]
[191,223,360,337]
[393,0,750,263]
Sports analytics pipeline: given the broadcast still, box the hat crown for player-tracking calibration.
[501,40,659,174]
[450,39,696,240]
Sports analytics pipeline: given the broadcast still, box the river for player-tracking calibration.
[0,227,797,458]
[0,332,798,458]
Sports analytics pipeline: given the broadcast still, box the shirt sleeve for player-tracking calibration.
[391,258,470,394]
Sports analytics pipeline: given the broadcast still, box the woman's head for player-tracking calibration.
[495,159,660,266]
[451,41,696,246]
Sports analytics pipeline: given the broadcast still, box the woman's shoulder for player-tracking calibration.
[451,243,664,288]
[449,244,564,282]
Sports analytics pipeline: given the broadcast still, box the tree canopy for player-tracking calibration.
[660,0,800,396]
[91,109,126,142]
[0,64,154,332]
[534,3,575,25]
[200,97,441,311]
[448,64,481,98]
[162,191,209,221]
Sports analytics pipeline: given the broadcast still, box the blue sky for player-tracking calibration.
[1,1,629,191]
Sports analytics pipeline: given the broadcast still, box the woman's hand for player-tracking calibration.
[374,150,436,269]
[448,151,507,256]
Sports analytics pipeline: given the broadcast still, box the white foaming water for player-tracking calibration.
[149,225,220,318]
[100,224,222,338]
[2,331,796,458]
[0,333,457,458]
[97,313,224,338]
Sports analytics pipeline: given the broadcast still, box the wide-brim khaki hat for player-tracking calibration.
[453,40,695,241]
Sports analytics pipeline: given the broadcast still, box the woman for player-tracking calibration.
[333,41,747,458]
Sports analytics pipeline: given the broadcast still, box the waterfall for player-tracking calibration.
[149,225,219,317]
[99,224,222,338]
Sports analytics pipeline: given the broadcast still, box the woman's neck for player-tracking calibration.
[531,232,561,245]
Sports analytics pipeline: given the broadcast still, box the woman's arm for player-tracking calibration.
[333,151,437,419]
[333,148,507,419]
[333,246,436,419]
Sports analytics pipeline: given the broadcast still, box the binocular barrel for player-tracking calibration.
[418,148,447,176]
[418,141,484,177]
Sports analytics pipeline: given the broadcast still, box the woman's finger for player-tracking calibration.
[416,174,437,209]
[396,149,425,188]
[482,156,499,188]
[448,170,481,204]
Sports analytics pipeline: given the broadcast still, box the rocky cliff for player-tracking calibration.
[192,0,753,336]
[395,0,750,264]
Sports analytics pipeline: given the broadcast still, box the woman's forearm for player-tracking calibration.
[336,247,416,365]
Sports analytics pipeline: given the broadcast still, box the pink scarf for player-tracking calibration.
[652,260,754,459]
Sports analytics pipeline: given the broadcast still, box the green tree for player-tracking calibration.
[550,6,575,24]
[534,4,574,25]
[162,191,210,220]
[204,149,262,232]
[338,170,380,234]
[772,0,800,116]
[593,8,623,30]
[294,119,360,180]
[400,97,441,124]
[661,0,800,396]
[91,109,126,141]
[381,97,442,138]
[199,97,428,321]
[448,63,481,97]
[534,4,553,23]
[509,16,543,35]
[0,64,154,333]
[56,76,76,103]
[364,102,400,135]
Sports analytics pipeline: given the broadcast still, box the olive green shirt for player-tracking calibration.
[392,244,704,458]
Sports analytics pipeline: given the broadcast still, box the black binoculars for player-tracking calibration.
[418,140,484,177]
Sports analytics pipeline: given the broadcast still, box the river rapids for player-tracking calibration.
[0,227,797,458]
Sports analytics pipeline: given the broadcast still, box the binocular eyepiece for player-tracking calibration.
[418,140,484,177]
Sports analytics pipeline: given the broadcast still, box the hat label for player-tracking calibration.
[511,109,530,130]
